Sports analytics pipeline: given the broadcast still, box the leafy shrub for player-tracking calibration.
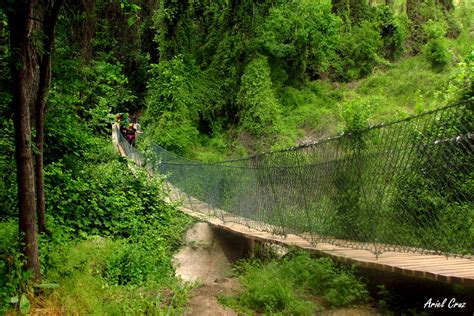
[405,1,445,53]
[340,96,373,132]
[372,6,408,60]
[444,13,462,39]
[257,1,340,82]
[422,20,450,70]
[222,252,369,314]
[0,118,16,219]
[273,81,340,147]
[282,253,368,306]
[44,156,178,238]
[423,38,450,70]
[41,233,192,315]
[237,56,282,138]
[49,58,135,136]
[333,21,384,81]
[225,258,317,314]
[143,56,221,157]
[455,1,473,29]
[104,208,191,286]
[0,221,29,315]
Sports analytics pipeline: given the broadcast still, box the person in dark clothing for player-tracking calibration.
[125,123,136,146]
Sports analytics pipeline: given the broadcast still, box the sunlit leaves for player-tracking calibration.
[257,1,340,80]
[237,56,281,137]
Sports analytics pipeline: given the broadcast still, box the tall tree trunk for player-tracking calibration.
[66,0,96,62]
[6,0,64,279]
[35,94,46,234]
[35,0,63,234]
[8,1,41,280]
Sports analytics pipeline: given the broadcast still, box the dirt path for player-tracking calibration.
[172,223,247,315]
[184,278,241,316]
[173,223,378,315]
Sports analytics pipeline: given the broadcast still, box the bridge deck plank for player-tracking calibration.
[174,204,474,287]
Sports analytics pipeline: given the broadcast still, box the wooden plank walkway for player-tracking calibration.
[114,130,474,287]
[173,201,474,287]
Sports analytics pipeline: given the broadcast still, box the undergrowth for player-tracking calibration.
[37,232,192,314]
[219,251,370,314]
[187,30,473,158]
[0,132,194,314]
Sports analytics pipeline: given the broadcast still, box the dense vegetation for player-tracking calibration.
[142,0,473,159]
[220,252,370,314]
[0,1,195,313]
[0,0,473,314]
[0,22,194,312]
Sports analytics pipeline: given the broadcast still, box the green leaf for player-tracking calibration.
[20,294,30,315]
[9,296,18,304]
[127,16,136,27]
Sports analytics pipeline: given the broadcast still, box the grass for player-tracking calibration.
[36,236,192,315]
[0,203,194,315]
[347,53,460,119]
[219,251,370,314]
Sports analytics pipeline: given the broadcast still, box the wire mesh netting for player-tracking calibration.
[114,102,473,257]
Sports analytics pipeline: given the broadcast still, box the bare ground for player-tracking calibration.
[173,223,248,315]
[173,222,378,316]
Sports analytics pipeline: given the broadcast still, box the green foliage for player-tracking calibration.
[153,0,200,61]
[221,252,369,314]
[333,21,384,82]
[41,234,192,314]
[143,56,222,156]
[331,0,371,25]
[0,118,16,219]
[0,221,31,315]
[373,6,409,60]
[44,152,178,238]
[329,5,407,81]
[35,129,193,313]
[453,50,474,103]
[274,81,341,147]
[71,0,151,110]
[50,57,135,135]
[406,1,445,54]
[423,37,450,70]
[257,1,340,82]
[1,2,473,312]
[392,104,473,254]
[422,20,450,70]
[346,38,472,121]
[237,56,281,138]
[340,97,373,132]
[143,0,472,160]
[455,1,473,29]
[0,21,15,220]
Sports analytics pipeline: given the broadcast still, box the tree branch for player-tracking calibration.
[27,16,44,23]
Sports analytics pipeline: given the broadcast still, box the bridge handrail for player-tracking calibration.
[113,101,473,258]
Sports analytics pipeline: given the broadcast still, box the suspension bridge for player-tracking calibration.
[113,102,474,286]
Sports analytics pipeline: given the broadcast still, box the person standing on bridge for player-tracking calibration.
[133,118,143,141]
[125,123,137,146]
[114,113,127,138]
